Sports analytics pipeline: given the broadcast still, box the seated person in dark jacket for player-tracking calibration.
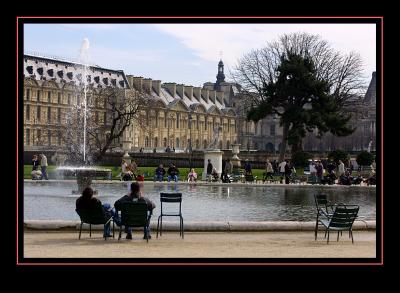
[114,182,156,239]
[154,164,166,182]
[76,187,119,237]
[167,163,180,182]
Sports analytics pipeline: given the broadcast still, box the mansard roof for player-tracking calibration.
[23,54,130,90]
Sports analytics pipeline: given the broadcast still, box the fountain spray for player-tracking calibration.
[80,38,90,164]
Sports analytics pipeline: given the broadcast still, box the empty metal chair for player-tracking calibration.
[318,205,359,244]
[157,193,184,238]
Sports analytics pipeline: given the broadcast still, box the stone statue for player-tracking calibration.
[368,140,373,153]
[208,126,223,149]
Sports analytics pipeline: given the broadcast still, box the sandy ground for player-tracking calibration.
[23,230,376,259]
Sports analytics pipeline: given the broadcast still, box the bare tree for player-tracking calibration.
[62,85,147,164]
[231,32,367,162]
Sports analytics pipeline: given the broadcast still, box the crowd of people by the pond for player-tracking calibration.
[31,153,376,186]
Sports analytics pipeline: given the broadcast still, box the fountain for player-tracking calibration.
[56,38,112,194]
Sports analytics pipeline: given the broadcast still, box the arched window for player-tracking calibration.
[163,137,167,147]
[176,113,180,129]
[203,139,207,149]
[154,137,158,147]
[145,136,149,147]
[196,139,199,149]
[219,141,223,149]
[176,138,180,148]
[226,140,230,149]
[254,142,258,150]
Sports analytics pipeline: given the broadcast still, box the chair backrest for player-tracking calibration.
[329,205,359,228]
[160,192,182,203]
[314,193,330,211]
[120,202,149,227]
[76,203,106,225]
[160,193,182,214]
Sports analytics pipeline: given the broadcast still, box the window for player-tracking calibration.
[58,108,61,124]
[68,94,71,105]
[95,112,98,123]
[26,129,30,145]
[203,139,207,149]
[48,91,51,102]
[48,130,51,146]
[37,90,41,101]
[47,107,51,122]
[26,89,30,100]
[164,114,167,128]
[176,113,180,129]
[205,118,207,130]
[104,112,107,125]
[37,129,41,145]
[154,137,158,147]
[26,105,30,121]
[58,93,61,104]
[163,138,167,147]
[37,106,41,120]
[176,138,180,148]
[145,137,149,147]
[77,95,80,105]
[196,139,199,149]
[270,124,276,135]
[58,130,62,145]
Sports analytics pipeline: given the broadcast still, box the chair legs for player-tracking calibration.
[315,220,318,240]
[350,230,354,244]
[156,215,184,238]
[79,222,83,239]
[118,225,122,241]
[327,230,330,244]
[89,224,92,238]
[337,231,340,241]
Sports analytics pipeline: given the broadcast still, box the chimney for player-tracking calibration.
[128,76,143,91]
[152,80,161,96]
[164,83,176,97]
[209,90,216,104]
[216,91,224,104]
[202,88,209,103]
[184,86,193,100]
[142,78,153,94]
[176,84,185,98]
[193,87,201,101]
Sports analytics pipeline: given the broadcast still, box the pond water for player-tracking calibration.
[24,182,376,222]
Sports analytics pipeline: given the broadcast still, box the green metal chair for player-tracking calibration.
[118,201,151,242]
[318,205,359,244]
[76,203,114,240]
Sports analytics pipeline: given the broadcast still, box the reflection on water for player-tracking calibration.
[24,182,376,222]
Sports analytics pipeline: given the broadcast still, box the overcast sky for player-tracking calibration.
[24,23,376,87]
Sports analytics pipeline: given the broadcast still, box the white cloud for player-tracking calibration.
[154,23,376,79]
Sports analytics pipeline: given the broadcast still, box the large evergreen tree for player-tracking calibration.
[247,53,355,154]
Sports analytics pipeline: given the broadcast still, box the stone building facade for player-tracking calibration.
[23,54,238,153]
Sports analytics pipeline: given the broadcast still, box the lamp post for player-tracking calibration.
[188,111,193,169]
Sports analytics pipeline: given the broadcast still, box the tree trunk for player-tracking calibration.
[278,122,289,162]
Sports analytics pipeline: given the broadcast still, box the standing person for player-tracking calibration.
[121,160,133,181]
[264,159,274,182]
[224,159,233,182]
[221,159,226,181]
[309,160,317,176]
[278,160,287,178]
[315,161,323,184]
[154,164,166,182]
[284,159,292,184]
[167,163,179,182]
[244,159,252,175]
[206,159,213,180]
[40,153,48,180]
[76,187,118,238]
[114,182,156,240]
[338,160,345,177]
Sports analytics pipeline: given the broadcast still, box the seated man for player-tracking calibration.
[121,160,133,181]
[114,182,156,239]
[76,187,119,238]
[154,164,166,182]
[167,163,180,182]
[187,168,198,182]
